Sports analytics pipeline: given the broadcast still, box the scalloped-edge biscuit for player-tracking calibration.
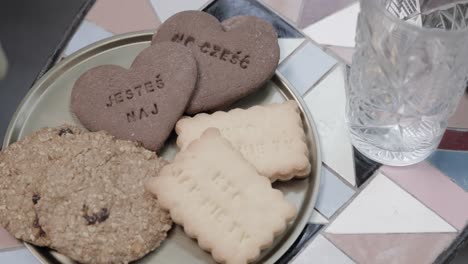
[175,100,311,181]
[145,128,296,264]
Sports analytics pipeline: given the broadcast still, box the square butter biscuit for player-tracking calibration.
[176,100,311,181]
[145,128,296,264]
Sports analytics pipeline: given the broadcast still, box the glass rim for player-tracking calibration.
[362,0,468,38]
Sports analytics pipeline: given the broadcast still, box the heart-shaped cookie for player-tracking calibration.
[71,42,197,151]
[152,11,280,114]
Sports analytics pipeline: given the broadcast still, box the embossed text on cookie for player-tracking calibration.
[126,103,158,123]
[105,74,164,108]
[171,33,250,69]
[103,74,164,123]
[172,169,251,243]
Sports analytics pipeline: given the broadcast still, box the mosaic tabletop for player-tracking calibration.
[1,0,467,263]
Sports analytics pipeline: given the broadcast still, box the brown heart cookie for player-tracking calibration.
[71,42,197,151]
[152,11,280,114]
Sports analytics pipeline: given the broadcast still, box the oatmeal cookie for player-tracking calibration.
[0,126,82,245]
[35,130,172,264]
[0,126,172,263]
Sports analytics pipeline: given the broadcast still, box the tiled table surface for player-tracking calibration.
[1,0,468,263]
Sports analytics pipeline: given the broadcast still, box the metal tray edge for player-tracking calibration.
[3,32,322,264]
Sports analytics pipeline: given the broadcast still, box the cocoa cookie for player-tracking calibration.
[35,129,172,264]
[152,11,280,114]
[0,126,83,246]
[71,42,198,151]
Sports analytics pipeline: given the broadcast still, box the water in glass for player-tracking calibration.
[347,0,468,166]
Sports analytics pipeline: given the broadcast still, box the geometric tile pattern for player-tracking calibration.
[428,150,468,192]
[304,65,356,186]
[326,233,456,264]
[278,38,305,63]
[278,224,323,264]
[309,209,329,225]
[261,0,303,23]
[438,130,468,151]
[326,45,355,64]
[3,0,468,263]
[353,147,381,187]
[204,0,303,38]
[87,0,161,33]
[382,162,468,230]
[63,21,113,56]
[326,173,456,234]
[292,234,356,264]
[314,166,355,218]
[149,0,208,22]
[278,42,337,95]
[297,0,355,28]
[303,2,360,47]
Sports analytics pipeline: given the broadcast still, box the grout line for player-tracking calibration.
[322,162,357,191]
[309,209,329,224]
[301,62,340,98]
[312,162,365,224]
[278,38,307,64]
[425,162,468,193]
[277,40,309,68]
[254,0,352,66]
[322,234,360,263]
[289,226,326,263]
[321,169,382,233]
[435,224,468,264]
[148,0,163,23]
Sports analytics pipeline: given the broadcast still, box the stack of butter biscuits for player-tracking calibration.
[0,10,313,264]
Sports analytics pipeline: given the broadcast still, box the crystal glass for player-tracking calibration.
[346,0,468,166]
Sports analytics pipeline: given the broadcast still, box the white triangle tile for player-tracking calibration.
[309,209,329,224]
[304,65,356,186]
[149,0,209,22]
[292,234,356,264]
[326,173,457,234]
[278,38,304,63]
[64,20,113,56]
[303,2,360,47]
